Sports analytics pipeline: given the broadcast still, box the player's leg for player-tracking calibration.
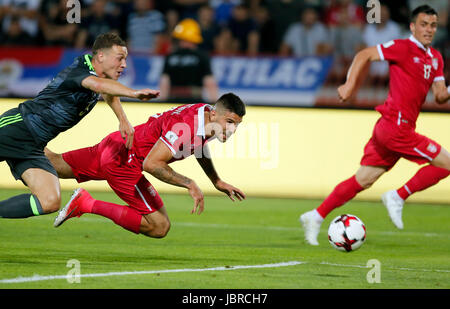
[396,164,449,201]
[430,146,450,171]
[141,207,171,238]
[0,167,60,218]
[300,165,387,245]
[0,109,61,218]
[299,125,396,246]
[23,168,61,213]
[44,147,76,179]
[54,168,169,238]
[382,135,450,229]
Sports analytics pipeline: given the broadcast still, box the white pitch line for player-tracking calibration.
[174,222,446,238]
[0,261,305,284]
[319,262,450,273]
[33,216,447,238]
[2,259,449,284]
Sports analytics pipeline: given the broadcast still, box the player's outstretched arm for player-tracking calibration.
[82,75,160,101]
[338,46,380,102]
[102,94,134,149]
[196,145,245,202]
[432,80,450,104]
[143,140,205,214]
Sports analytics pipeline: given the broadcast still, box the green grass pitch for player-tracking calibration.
[0,188,449,289]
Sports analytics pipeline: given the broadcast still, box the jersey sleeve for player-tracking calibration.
[159,116,193,156]
[433,51,445,83]
[376,39,407,63]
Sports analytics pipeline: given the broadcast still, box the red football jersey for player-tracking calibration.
[132,103,213,164]
[375,35,445,127]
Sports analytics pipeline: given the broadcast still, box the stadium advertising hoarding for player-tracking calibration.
[0,47,332,106]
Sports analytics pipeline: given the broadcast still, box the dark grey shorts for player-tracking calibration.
[0,108,57,182]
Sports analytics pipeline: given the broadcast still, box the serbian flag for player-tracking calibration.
[0,47,65,97]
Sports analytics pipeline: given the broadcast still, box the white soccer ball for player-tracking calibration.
[328,214,366,252]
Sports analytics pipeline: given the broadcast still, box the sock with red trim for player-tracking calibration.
[316,175,364,219]
[396,165,450,200]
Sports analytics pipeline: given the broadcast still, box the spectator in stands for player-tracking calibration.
[74,0,120,49]
[226,4,259,55]
[380,0,410,27]
[1,0,41,44]
[1,15,36,46]
[210,0,241,26]
[254,4,278,54]
[324,0,365,28]
[172,0,208,20]
[212,25,239,55]
[156,9,179,55]
[327,5,365,84]
[126,0,165,53]
[362,4,402,86]
[39,0,79,46]
[265,0,304,50]
[159,18,218,103]
[279,7,331,57]
[197,5,221,53]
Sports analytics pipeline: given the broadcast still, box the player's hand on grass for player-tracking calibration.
[134,89,160,101]
[214,179,246,202]
[119,118,135,149]
[188,181,204,215]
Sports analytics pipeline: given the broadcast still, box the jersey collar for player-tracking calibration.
[84,54,98,76]
[408,35,433,57]
[196,104,212,138]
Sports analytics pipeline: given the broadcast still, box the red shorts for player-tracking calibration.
[62,132,164,215]
[361,117,442,169]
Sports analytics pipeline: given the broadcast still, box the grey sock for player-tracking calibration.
[0,194,44,218]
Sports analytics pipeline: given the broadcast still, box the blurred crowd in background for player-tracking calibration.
[0,0,449,86]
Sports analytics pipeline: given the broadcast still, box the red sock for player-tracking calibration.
[397,165,450,200]
[90,200,142,234]
[316,175,364,218]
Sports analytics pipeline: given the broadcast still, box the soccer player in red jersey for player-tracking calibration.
[47,93,246,238]
[300,5,450,245]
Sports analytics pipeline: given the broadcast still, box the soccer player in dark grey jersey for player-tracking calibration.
[0,33,159,220]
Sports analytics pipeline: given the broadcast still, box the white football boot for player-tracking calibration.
[299,210,323,246]
[381,190,405,229]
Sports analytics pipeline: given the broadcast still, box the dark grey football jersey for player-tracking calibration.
[18,54,100,145]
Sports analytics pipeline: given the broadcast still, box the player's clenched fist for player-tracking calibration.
[337,84,352,103]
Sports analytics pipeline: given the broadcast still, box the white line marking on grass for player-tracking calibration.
[0,261,305,284]
[35,216,447,238]
[174,222,445,238]
[319,262,450,273]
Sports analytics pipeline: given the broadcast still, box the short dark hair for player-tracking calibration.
[215,93,246,117]
[411,5,438,23]
[92,33,126,55]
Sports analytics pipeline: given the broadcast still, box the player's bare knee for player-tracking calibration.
[359,180,374,190]
[39,193,61,213]
[151,220,171,238]
[157,220,171,238]
[141,219,170,238]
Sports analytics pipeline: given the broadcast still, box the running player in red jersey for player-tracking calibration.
[47,93,246,238]
[300,5,450,245]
